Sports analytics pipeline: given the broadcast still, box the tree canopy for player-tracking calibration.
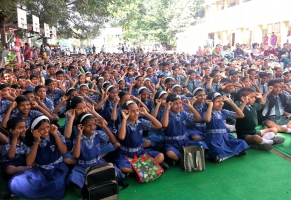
[110,0,205,47]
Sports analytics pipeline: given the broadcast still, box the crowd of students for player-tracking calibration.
[0,42,290,199]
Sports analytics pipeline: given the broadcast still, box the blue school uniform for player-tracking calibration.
[100,99,121,135]
[124,76,135,85]
[10,110,43,129]
[148,106,166,148]
[114,119,160,169]
[131,87,139,97]
[43,97,54,112]
[46,88,63,107]
[142,99,153,114]
[67,130,108,188]
[163,111,208,159]
[9,133,69,199]
[204,110,249,159]
[0,136,29,172]
[187,103,207,139]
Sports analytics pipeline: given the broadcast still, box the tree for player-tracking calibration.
[0,0,125,45]
[110,0,205,48]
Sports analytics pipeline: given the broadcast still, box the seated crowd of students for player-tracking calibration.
[0,50,289,199]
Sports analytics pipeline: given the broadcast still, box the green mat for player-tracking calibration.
[272,133,291,157]
[2,149,291,200]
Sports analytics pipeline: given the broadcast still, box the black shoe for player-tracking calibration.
[0,190,11,199]
[74,186,82,197]
[238,150,247,156]
[272,136,285,145]
[160,162,169,171]
[212,157,223,163]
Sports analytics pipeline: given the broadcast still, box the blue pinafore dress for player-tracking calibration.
[186,103,207,139]
[204,110,249,159]
[114,119,160,169]
[67,130,108,188]
[9,133,69,200]
[148,106,166,148]
[163,111,208,159]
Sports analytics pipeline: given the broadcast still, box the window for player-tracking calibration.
[274,22,280,33]
[267,24,273,34]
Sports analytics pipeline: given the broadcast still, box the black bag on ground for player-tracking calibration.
[82,162,119,200]
[180,145,205,172]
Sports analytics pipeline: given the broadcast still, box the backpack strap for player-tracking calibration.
[265,94,275,117]
[278,93,287,107]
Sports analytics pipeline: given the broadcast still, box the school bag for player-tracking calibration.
[126,153,164,183]
[82,162,123,200]
[264,93,286,117]
[180,144,205,172]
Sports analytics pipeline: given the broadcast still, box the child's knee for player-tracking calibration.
[166,151,179,160]
[270,127,278,134]
[191,135,202,141]
[155,153,164,163]
[265,120,275,127]
[253,135,263,143]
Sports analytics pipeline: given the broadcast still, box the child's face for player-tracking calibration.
[246,92,256,105]
[170,99,183,113]
[146,69,153,77]
[36,122,51,139]
[271,83,281,95]
[166,81,174,89]
[230,74,239,82]
[283,73,291,82]
[56,74,64,81]
[13,121,27,137]
[26,93,35,101]
[160,94,168,107]
[75,102,87,116]
[120,94,131,105]
[79,76,86,83]
[135,78,144,87]
[31,77,39,84]
[242,78,251,87]
[103,73,110,81]
[4,73,12,82]
[212,96,224,111]
[109,88,118,100]
[98,79,104,87]
[46,82,56,91]
[212,73,220,83]
[140,90,149,102]
[260,76,268,84]
[275,69,282,77]
[189,73,196,80]
[195,91,206,103]
[17,101,31,115]
[248,71,256,80]
[69,91,78,99]
[83,119,97,136]
[127,103,140,121]
[128,69,135,76]
[173,87,182,95]
[36,88,46,99]
[79,86,89,95]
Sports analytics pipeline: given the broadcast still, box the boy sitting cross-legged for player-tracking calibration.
[236,87,285,151]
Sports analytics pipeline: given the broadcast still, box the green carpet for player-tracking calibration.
[58,118,65,127]
[1,149,291,200]
[272,133,291,157]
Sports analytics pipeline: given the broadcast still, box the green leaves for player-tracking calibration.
[110,0,205,47]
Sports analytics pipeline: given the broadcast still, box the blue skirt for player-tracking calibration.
[114,148,160,169]
[67,159,105,188]
[164,138,208,159]
[9,162,69,200]
[1,155,26,171]
[148,130,165,148]
[205,133,249,159]
[187,128,205,140]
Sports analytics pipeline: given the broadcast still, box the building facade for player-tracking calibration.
[176,0,291,53]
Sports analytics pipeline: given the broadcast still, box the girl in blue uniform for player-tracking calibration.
[138,86,152,113]
[67,112,121,195]
[204,92,249,163]
[162,93,208,163]
[9,116,68,199]
[129,76,144,97]
[1,118,29,177]
[149,91,168,149]
[114,100,167,173]
[187,87,207,141]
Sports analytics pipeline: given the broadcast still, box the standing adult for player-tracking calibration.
[1,46,10,67]
[263,34,269,46]
[45,44,51,58]
[13,42,21,65]
[92,45,96,53]
[270,32,277,46]
[24,43,32,61]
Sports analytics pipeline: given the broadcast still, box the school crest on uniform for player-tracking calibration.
[50,145,56,152]
[183,120,186,125]
[139,130,143,135]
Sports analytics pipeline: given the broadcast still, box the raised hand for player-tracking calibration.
[33,130,41,143]
[205,99,213,105]
[121,109,130,119]
[166,102,173,110]
[77,124,84,135]
[182,99,191,107]
[12,129,20,139]
[139,107,148,115]
[155,99,161,106]
[50,124,58,137]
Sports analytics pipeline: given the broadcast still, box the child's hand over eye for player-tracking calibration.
[182,99,191,107]
[12,129,20,139]
[66,109,76,119]
[205,99,213,105]
[77,124,84,136]
[139,107,148,115]
[155,99,161,106]
[50,124,58,137]
[96,118,106,128]
[114,97,120,104]
[222,95,232,103]
[268,86,273,92]
[255,93,262,99]
[121,110,130,119]
[166,102,173,110]
[33,130,41,143]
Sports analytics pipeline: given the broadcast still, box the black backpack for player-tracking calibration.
[81,163,121,200]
